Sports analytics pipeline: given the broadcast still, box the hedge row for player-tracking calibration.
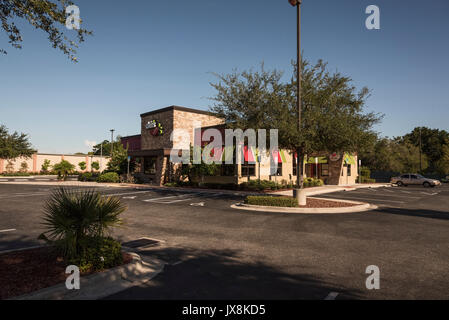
[78,172,119,183]
[165,178,325,191]
[244,196,299,207]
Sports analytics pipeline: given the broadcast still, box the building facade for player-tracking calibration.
[122,106,359,186]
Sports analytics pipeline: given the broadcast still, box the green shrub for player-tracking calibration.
[39,188,125,262]
[69,237,123,272]
[302,178,324,188]
[78,161,87,171]
[244,196,298,207]
[360,166,371,178]
[164,182,178,187]
[97,172,120,183]
[41,159,51,174]
[52,160,75,181]
[0,172,31,176]
[91,161,100,171]
[78,172,100,182]
[357,176,376,183]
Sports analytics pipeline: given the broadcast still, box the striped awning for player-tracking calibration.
[343,153,356,165]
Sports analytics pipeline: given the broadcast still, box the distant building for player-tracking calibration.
[0,153,109,174]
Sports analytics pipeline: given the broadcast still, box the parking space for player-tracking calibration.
[316,185,446,208]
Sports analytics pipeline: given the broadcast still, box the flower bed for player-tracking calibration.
[244,196,358,208]
[0,246,132,299]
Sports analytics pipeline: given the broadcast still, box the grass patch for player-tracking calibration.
[244,196,298,207]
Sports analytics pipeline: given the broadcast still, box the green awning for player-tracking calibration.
[305,156,328,164]
[343,153,356,165]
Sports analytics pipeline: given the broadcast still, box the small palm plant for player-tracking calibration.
[39,188,126,262]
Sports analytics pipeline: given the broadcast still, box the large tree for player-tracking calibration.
[1,0,91,62]
[0,124,35,159]
[209,59,382,187]
[402,127,449,174]
[92,138,122,156]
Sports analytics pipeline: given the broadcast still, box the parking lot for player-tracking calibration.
[1,183,449,299]
[318,185,446,209]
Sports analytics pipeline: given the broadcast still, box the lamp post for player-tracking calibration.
[110,129,115,156]
[289,0,306,205]
[100,142,103,171]
[419,127,422,173]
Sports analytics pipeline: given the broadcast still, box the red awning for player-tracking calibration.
[244,146,256,162]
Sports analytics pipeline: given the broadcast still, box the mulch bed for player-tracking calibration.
[298,197,358,208]
[0,247,133,300]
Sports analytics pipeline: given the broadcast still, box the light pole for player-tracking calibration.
[419,127,422,173]
[110,129,115,157]
[100,142,103,171]
[289,0,306,205]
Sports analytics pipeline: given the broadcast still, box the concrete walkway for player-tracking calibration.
[270,183,391,197]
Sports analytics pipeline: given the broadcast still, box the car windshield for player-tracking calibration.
[416,174,425,179]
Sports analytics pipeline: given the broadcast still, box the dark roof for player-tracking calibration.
[120,134,141,139]
[140,105,215,118]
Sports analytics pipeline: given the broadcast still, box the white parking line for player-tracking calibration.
[143,194,191,202]
[143,192,224,204]
[324,292,339,300]
[159,198,194,203]
[352,191,421,199]
[104,190,152,197]
[0,229,16,233]
[326,195,405,204]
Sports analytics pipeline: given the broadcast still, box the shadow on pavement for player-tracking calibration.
[0,234,43,253]
[375,207,449,221]
[104,246,363,300]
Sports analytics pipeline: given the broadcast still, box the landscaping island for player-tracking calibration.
[233,195,375,214]
[0,246,132,300]
[0,187,132,300]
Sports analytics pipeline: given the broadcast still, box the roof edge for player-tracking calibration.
[140,106,216,117]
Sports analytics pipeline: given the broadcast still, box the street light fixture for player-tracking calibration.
[289,0,306,205]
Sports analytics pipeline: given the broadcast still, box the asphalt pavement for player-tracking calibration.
[1,183,449,299]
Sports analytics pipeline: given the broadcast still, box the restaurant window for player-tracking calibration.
[347,164,351,176]
[321,163,329,176]
[144,156,157,175]
[221,164,236,176]
[271,160,283,176]
[241,161,255,177]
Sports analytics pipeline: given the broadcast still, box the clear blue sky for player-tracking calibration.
[1,0,448,154]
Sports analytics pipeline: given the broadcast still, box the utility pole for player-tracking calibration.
[100,142,103,171]
[419,127,422,172]
[289,0,306,205]
[110,129,115,157]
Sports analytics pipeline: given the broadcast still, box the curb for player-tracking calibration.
[270,183,391,197]
[10,251,165,300]
[231,197,378,214]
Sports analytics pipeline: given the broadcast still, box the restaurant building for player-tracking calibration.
[121,106,358,186]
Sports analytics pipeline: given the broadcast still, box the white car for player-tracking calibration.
[391,174,441,187]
